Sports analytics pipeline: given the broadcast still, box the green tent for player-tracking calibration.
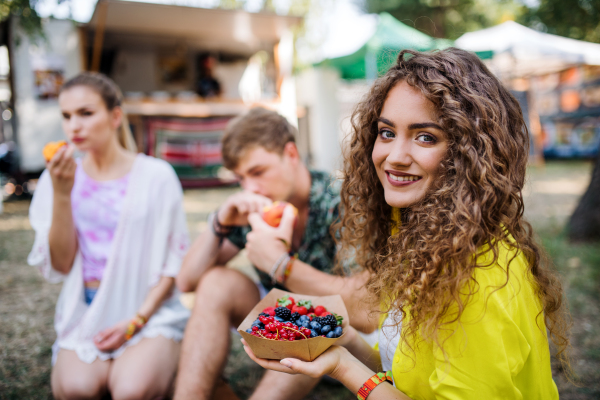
[318,13,453,80]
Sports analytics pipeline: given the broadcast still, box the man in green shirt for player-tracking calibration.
[174,108,372,400]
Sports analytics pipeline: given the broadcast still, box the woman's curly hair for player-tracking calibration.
[335,48,570,365]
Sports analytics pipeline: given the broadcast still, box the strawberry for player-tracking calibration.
[276,295,295,310]
[320,311,332,317]
[292,305,308,315]
[262,306,276,316]
[314,305,327,316]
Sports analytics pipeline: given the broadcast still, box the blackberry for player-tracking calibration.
[275,307,292,321]
[290,312,300,320]
[320,314,337,328]
[259,312,270,318]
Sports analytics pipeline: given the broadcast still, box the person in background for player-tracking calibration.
[28,72,190,399]
[174,107,376,400]
[243,48,569,400]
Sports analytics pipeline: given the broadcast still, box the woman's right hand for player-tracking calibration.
[47,145,76,196]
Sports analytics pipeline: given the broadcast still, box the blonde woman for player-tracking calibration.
[28,72,189,399]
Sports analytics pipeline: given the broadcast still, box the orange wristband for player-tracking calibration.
[124,313,148,341]
[357,371,393,400]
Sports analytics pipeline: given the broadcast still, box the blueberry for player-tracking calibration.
[301,321,311,329]
[310,321,322,331]
[274,316,284,322]
[246,328,253,333]
[326,331,336,338]
[310,329,318,338]
[334,326,343,336]
[321,325,331,334]
[299,315,309,321]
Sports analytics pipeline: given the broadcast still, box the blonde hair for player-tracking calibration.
[61,72,137,152]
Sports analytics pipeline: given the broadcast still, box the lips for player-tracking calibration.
[385,171,422,187]
[71,137,85,143]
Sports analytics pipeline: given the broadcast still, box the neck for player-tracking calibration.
[86,138,125,172]
[287,164,311,210]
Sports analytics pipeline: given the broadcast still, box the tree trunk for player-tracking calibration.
[568,155,600,241]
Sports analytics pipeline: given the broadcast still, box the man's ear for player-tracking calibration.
[283,141,300,163]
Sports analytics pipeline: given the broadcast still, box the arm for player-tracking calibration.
[94,276,176,352]
[47,146,78,274]
[176,191,272,292]
[176,230,240,292]
[246,208,378,333]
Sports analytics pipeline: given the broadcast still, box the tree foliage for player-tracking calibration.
[0,0,43,38]
[359,0,524,39]
[519,0,600,43]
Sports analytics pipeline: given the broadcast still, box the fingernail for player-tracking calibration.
[280,359,292,368]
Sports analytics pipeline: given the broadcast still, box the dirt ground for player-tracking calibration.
[1,160,599,399]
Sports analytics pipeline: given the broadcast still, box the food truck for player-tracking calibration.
[5,0,302,189]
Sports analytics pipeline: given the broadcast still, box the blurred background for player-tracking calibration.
[0,0,599,399]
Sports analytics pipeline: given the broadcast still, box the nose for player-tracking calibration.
[387,136,412,167]
[67,115,83,133]
[241,178,261,195]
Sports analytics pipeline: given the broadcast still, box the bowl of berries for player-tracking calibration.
[238,289,349,361]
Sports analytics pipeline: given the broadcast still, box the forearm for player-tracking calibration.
[138,276,175,318]
[48,193,77,274]
[343,327,382,372]
[176,229,222,292]
[333,348,411,400]
[285,264,377,333]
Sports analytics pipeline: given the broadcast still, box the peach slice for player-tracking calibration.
[261,201,298,227]
[42,141,67,162]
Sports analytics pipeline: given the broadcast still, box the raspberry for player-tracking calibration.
[275,307,292,321]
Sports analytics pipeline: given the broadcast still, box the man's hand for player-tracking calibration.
[217,191,272,227]
[246,204,296,273]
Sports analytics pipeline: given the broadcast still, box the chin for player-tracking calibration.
[384,191,419,209]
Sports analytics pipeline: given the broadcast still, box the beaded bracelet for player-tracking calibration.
[270,253,290,285]
[124,313,148,341]
[208,209,232,238]
[278,253,298,285]
[357,371,393,400]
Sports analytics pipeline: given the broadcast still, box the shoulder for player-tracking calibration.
[136,154,179,183]
[309,170,341,208]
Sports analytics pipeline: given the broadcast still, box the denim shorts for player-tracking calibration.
[84,287,98,305]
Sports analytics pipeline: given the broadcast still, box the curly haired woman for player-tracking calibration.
[242,48,569,399]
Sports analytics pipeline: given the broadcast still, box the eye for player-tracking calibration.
[62,113,70,120]
[416,133,436,144]
[379,129,395,140]
[81,110,93,116]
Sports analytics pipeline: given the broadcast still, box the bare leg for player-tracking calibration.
[173,267,260,400]
[108,336,180,400]
[51,349,111,400]
[248,370,321,400]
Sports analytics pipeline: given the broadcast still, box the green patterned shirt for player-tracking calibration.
[226,170,341,291]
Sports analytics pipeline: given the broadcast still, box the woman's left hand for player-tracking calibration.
[93,320,129,352]
[245,205,295,273]
[241,339,347,380]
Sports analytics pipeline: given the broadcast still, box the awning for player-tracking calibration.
[317,13,453,80]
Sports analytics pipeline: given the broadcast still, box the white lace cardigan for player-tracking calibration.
[28,154,191,364]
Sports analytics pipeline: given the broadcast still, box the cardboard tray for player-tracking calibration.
[237,288,349,362]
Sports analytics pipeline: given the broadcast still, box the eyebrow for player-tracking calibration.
[378,118,443,131]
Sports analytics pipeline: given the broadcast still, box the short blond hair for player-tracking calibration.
[221,107,296,169]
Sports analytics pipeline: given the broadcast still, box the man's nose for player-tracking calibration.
[242,179,261,194]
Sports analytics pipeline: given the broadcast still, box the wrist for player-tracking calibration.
[330,347,376,392]
[53,191,72,202]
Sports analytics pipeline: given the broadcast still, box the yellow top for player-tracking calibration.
[384,240,558,400]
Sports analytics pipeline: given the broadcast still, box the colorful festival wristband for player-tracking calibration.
[124,313,148,341]
[357,371,393,400]
[278,253,298,285]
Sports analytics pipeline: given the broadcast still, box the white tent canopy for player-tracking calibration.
[456,21,600,77]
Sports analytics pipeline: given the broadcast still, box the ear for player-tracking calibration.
[283,142,300,164]
[110,106,123,131]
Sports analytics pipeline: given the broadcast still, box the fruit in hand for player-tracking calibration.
[246,296,343,341]
[261,201,298,227]
[43,141,67,162]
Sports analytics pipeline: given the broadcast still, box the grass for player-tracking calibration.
[1,160,599,399]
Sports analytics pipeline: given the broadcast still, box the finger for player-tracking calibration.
[278,358,323,378]
[276,205,296,241]
[241,343,297,374]
[47,146,66,168]
[248,212,270,230]
[64,145,75,159]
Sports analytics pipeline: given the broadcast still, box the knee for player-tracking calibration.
[195,267,237,301]
[110,378,169,400]
[53,372,105,400]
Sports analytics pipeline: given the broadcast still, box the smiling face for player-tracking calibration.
[372,81,448,209]
[58,85,122,152]
[233,143,299,201]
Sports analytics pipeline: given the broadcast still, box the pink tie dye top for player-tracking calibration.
[71,161,130,283]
